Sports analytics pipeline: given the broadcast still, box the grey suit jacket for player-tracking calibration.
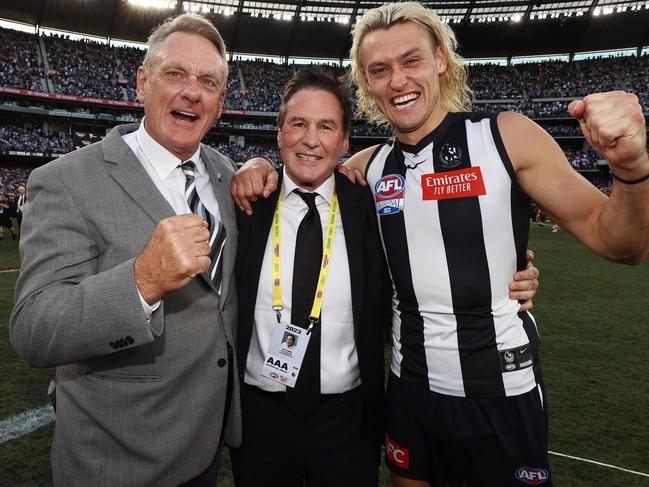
[10,124,241,487]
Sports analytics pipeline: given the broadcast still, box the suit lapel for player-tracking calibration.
[335,173,365,330]
[103,125,176,225]
[238,173,282,334]
[202,146,237,300]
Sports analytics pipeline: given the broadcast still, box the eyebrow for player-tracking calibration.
[400,48,422,60]
[287,115,339,126]
[367,47,423,70]
[161,61,220,79]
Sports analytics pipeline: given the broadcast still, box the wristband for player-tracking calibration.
[610,170,649,185]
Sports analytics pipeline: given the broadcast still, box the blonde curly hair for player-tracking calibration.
[350,2,472,127]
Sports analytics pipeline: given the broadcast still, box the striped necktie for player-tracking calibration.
[181,160,226,293]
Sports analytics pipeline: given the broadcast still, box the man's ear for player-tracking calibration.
[136,66,148,103]
[436,46,448,74]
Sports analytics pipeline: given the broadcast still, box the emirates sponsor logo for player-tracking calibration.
[421,167,486,200]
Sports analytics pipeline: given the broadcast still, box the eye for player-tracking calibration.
[405,57,419,66]
[370,66,387,77]
[201,78,218,89]
[167,70,182,79]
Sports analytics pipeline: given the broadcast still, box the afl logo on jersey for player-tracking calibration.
[375,174,405,216]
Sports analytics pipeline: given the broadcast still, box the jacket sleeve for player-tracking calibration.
[9,164,158,368]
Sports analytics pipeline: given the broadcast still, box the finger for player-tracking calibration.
[353,169,368,186]
[194,241,212,257]
[526,249,535,262]
[262,171,279,199]
[250,168,267,198]
[518,300,533,312]
[337,164,352,180]
[188,226,211,243]
[237,182,255,215]
[231,179,244,211]
[512,266,536,283]
[175,213,208,226]
[567,99,584,119]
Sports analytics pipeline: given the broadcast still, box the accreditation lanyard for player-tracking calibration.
[271,185,339,332]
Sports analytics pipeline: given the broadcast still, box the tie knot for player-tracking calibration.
[295,191,318,212]
[181,160,196,177]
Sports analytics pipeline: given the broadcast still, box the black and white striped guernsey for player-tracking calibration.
[366,112,541,398]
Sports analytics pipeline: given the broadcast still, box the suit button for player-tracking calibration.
[217,358,227,368]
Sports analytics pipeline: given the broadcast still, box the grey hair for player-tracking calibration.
[143,13,228,84]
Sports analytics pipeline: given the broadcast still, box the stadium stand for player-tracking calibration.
[1,25,647,195]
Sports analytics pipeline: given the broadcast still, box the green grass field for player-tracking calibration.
[1,224,648,486]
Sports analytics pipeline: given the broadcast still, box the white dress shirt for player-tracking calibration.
[122,120,221,318]
[244,169,361,394]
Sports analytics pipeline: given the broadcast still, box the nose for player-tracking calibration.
[180,75,201,102]
[301,125,318,148]
[389,66,407,91]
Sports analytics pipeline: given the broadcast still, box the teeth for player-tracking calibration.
[392,93,419,105]
[175,111,198,119]
[297,154,320,161]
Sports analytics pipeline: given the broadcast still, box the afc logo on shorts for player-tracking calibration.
[386,435,410,469]
[515,466,549,484]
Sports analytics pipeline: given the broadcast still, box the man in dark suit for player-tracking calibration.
[10,14,240,487]
[232,68,392,486]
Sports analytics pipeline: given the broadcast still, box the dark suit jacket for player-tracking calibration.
[236,171,391,446]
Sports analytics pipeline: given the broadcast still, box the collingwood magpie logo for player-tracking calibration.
[439,143,462,168]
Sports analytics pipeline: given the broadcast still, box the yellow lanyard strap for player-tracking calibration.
[271,185,339,325]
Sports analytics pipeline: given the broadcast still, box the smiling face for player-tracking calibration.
[361,21,448,145]
[136,31,227,160]
[277,88,349,192]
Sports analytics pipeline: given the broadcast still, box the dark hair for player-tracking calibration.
[277,67,351,135]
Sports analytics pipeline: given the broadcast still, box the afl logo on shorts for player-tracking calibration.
[515,466,549,485]
[375,174,405,216]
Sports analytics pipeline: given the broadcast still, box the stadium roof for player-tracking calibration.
[1,0,648,60]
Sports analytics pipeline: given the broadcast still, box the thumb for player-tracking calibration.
[568,99,584,120]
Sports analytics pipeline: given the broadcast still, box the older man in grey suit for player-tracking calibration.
[10,13,240,487]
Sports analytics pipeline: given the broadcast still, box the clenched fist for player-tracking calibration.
[568,91,649,180]
[134,214,211,304]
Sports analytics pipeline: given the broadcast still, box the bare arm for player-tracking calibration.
[501,91,649,264]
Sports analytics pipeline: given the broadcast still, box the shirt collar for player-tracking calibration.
[135,118,203,180]
[282,167,334,206]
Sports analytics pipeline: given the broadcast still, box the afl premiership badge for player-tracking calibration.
[375,174,406,216]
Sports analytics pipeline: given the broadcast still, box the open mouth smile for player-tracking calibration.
[391,93,420,110]
[171,110,199,122]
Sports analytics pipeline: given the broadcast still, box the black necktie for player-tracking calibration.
[181,160,226,292]
[287,191,322,418]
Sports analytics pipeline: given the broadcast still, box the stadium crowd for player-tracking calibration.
[0,125,73,155]
[0,26,644,197]
[1,26,647,115]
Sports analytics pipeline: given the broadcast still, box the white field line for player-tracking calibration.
[1,405,648,480]
[0,268,19,273]
[548,451,649,478]
[0,405,55,445]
